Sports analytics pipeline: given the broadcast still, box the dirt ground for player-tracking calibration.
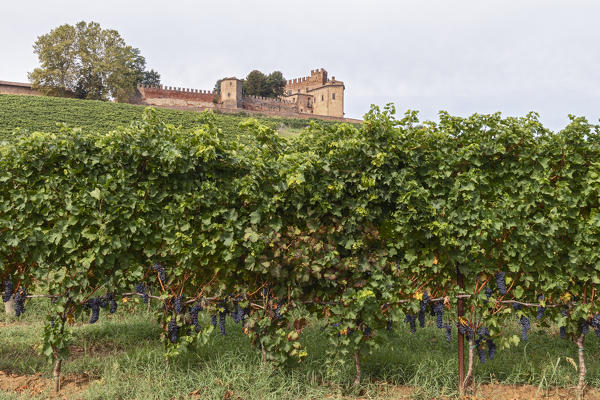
[0,370,92,400]
[1,370,599,399]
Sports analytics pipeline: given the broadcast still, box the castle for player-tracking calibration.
[0,69,359,123]
[135,68,355,122]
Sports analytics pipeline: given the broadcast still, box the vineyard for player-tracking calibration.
[1,102,600,399]
[0,94,325,137]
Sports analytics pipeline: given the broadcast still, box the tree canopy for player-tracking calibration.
[28,21,160,102]
[215,70,286,98]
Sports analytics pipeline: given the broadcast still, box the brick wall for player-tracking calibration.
[0,81,41,96]
[137,85,216,105]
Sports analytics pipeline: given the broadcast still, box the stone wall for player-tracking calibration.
[241,95,298,113]
[0,81,41,96]
[137,85,216,108]
[285,68,328,94]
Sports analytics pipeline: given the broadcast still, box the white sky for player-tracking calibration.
[1,0,599,128]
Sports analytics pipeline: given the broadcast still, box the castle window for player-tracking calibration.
[230,82,232,86]
[321,95,324,101]
[306,87,308,92]
[298,89,300,94]
[332,93,336,100]
[227,92,231,98]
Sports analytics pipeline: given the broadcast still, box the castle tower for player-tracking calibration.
[220,78,243,109]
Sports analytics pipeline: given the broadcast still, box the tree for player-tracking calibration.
[244,70,267,97]
[265,71,286,97]
[241,70,287,98]
[130,47,161,87]
[29,21,160,101]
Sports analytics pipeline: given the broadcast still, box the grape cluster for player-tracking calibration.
[444,323,452,342]
[362,325,372,337]
[484,286,493,300]
[432,301,444,329]
[218,309,227,335]
[274,302,282,319]
[495,272,507,295]
[174,295,183,314]
[210,314,217,329]
[189,304,202,332]
[107,293,117,314]
[152,262,166,285]
[418,292,429,328]
[2,280,13,303]
[477,326,490,337]
[536,294,545,319]
[418,310,425,328]
[587,314,600,337]
[14,287,26,317]
[168,316,179,343]
[458,322,474,340]
[560,309,567,339]
[404,314,416,333]
[231,304,247,324]
[475,339,486,363]
[85,297,102,323]
[582,319,590,335]
[386,319,393,331]
[135,282,149,303]
[519,316,530,341]
[487,339,497,359]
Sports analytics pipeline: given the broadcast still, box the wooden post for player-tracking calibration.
[4,296,16,316]
[354,349,361,386]
[53,359,62,392]
[457,267,465,395]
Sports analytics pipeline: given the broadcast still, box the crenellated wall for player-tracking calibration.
[137,85,216,108]
[284,68,328,94]
[1,69,352,122]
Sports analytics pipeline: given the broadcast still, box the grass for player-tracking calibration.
[1,298,599,399]
[0,94,336,137]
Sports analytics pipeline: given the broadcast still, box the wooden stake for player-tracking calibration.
[53,359,62,392]
[353,349,361,386]
[457,267,465,395]
[463,338,474,391]
[576,333,586,398]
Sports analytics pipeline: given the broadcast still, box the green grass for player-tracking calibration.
[1,300,599,399]
[0,94,333,137]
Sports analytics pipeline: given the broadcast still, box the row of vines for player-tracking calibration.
[1,106,600,395]
[0,93,323,136]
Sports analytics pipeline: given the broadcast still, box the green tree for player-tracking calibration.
[241,70,287,98]
[265,71,286,97]
[243,70,267,97]
[29,21,159,101]
[130,48,161,87]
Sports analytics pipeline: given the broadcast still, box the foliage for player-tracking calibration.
[0,94,331,137]
[1,103,600,387]
[214,70,287,98]
[28,21,159,102]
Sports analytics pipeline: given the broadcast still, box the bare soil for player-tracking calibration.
[0,370,92,399]
[1,370,599,399]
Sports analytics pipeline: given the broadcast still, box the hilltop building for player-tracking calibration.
[281,68,344,118]
[0,69,357,123]
[136,68,351,122]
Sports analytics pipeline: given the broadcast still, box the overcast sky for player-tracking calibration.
[2,0,599,129]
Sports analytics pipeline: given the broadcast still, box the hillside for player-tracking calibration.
[0,94,332,136]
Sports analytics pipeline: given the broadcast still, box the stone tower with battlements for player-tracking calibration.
[281,68,345,118]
